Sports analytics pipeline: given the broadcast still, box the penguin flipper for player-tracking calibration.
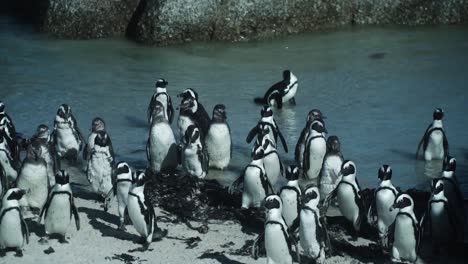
[146,138,150,162]
[168,96,174,124]
[70,115,84,150]
[229,169,245,194]
[39,192,54,223]
[277,129,288,153]
[71,199,81,231]
[145,201,155,236]
[415,123,432,159]
[246,124,260,144]
[294,127,307,163]
[442,131,449,158]
[303,138,311,172]
[416,212,425,253]
[322,186,338,212]
[19,210,29,244]
[288,216,300,234]
[251,232,265,260]
[147,95,156,123]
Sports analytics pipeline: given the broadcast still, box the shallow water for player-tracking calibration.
[1,16,467,196]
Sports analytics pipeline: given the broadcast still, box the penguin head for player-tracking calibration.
[0,101,5,114]
[303,185,320,208]
[282,70,291,82]
[26,141,42,161]
[178,88,198,101]
[378,165,392,181]
[155,78,168,89]
[310,120,327,134]
[433,108,444,120]
[35,124,50,139]
[432,180,445,196]
[212,104,227,122]
[390,194,414,211]
[307,109,326,123]
[151,101,166,120]
[326,136,341,154]
[94,131,110,147]
[341,160,356,178]
[57,104,72,119]
[185,125,200,145]
[180,97,197,114]
[3,188,26,202]
[443,156,456,172]
[91,117,106,132]
[116,162,131,175]
[252,147,265,161]
[260,106,273,118]
[133,170,147,187]
[286,165,299,181]
[264,195,282,211]
[55,170,70,185]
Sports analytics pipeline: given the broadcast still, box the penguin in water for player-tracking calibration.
[148,78,174,124]
[51,104,84,163]
[0,101,19,163]
[177,88,210,142]
[127,170,167,251]
[319,135,343,201]
[295,109,326,167]
[0,188,29,257]
[29,124,56,186]
[111,162,132,230]
[205,104,232,170]
[87,131,114,202]
[181,125,208,179]
[254,70,299,109]
[0,134,18,184]
[389,194,422,264]
[303,120,327,181]
[16,142,48,213]
[279,165,301,228]
[83,117,107,162]
[38,170,80,243]
[246,106,288,153]
[147,101,178,173]
[258,130,283,188]
[416,108,449,161]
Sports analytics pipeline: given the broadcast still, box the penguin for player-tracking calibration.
[38,170,80,243]
[0,101,19,163]
[0,188,29,257]
[254,70,299,109]
[87,130,114,201]
[127,170,166,251]
[83,117,107,162]
[29,124,56,187]
[258,131,283,188]
[279,165,301,228]
[389,194,422,264]
[181,125,208,179]
[319,135,343,201]
[177,88,210,142]
[112,162,132,230]
[147,101,178,173]
[148,78,174,124]
[205,104,232,170]
[51,104,84,162]
[16,142,48,212]
[230,147,273,209]
[0,135,18,184]
[303,120,327,181]
[295,109,326,167]
[246,106,288,153]
[416,108,449,161]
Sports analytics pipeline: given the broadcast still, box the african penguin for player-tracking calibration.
[177,88,210,142]
[29,124,56,186]
[258,131,283,189]
[83,117,107,162]
[416,108,449,161]
[0,188,29,257]
[39,170,80,243]
[0,135,18,184]
[246,106,288,153]
[303,120,327,181]
[52,104,84,162]
[0,101,19,163]
[319,135,343,201]
[86,131,114,201]
[279,165,301,228]
[254,70,299,109]
[148,78,174,124]
[113,162,132,230]
[205,104,232,170]
[181,125,208,179]
[295,109,326,167]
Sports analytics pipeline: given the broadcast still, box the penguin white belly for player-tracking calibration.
[56,126,80,155]
[40,144,55,186]
[149,123,177,171]
[0,151,17,182]
[205,124,231,169]
[319,155,342,199]
[156,97,169,121]
[425,131,444,160]
[265,223,292,264]
[87,152,113,196]
[182,146,205,178]
[304,139,326,180]
[336,184,359,225]
[0,210,23,248]
[17,162,48,209]
[282,85,297,102]
[264,152,281,186]
[280,190,298,227]
[86,133,97,159]
[127,195,148,237]
[300,210,321,259]
[242,167,266,208]
[45,195,71,235]
[431,202,451,241]
[376,190,398,228]
[393,216,417,262]
[177,115,194,142]
[117,182,131,218]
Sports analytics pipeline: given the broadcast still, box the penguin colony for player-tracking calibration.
[0,71,465,263]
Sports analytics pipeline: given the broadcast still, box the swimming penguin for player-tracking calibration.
[127,170,167,251]
[148,78,174,124]
[319,136,343,201]
[303,120,327,181]
[16,142,48,212]
[230,147,273,209]
[83,117,107,162]
[29,124,56,186]
[279,165,301,227]
[205,104,232,170]
[246,106,288,153]
[254,70,299,109]
[389,194,422,264]
[51,104,84,163]
[112,162,132,230]
[295,109,326,167]
[87,131,114,201]
[258,131,283,188]
[181,125,208,178]
[416,108,449,161]
[177,88,210,142]
[0,135,18,184]
[147,101,178,173]
[39,170,80,243]
[0,188,29,257]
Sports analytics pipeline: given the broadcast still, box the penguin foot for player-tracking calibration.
[0,249,5,257]
[39,237,49,245]
[137,237,147,245]
[118,224,127,231]
[14,249,23,257]
[152,228,168,241]
[59,236,68,244]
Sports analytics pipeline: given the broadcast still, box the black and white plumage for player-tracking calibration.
[0,188,29,257]
[205,104,232,170]
[319,135,343,201]
[257,131,283,188]
[148,79,174,124]
[279,165,301,228]
[416,108,449,161]
[112,162,132,230]
[177,88,210,142]
[295,109,326,167]
[303,120,327,181]
[83,117,107,162]
[246,106,288,153]
[254,70,299,109]
[29,124,56,186]
[0,135,18,184]
[87,131,114,200]
[51,104,84,162]
[0,101,19,163]
[181,125,208,179]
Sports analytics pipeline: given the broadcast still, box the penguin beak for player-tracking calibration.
[390,203,397,212]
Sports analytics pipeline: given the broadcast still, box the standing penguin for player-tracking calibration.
[127,170,167,251]
[303,120,327,181]
[0,101,19,163]
[29,124,56,186]
[148,79,174,124]
[319,136,343,201]
[295,109,326,167]
[51,104,84,163]
[205,104,232,170]
[258,131,283,188]
[246,106,288,153]
[147,101,178,173]
[39,170,80,243]
[0,188,29,257]
[83,117,107,162]
[279,165,301,228]
[254,70,299,109]
[87,131,114,201]
[0,135,18,184]
[181,125,208,178]
[416,108,449,161]
[177,88,210,141]
[112,162,132,230]
[389,194,422,263]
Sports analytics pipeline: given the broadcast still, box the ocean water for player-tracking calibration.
[1,16,467,196]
